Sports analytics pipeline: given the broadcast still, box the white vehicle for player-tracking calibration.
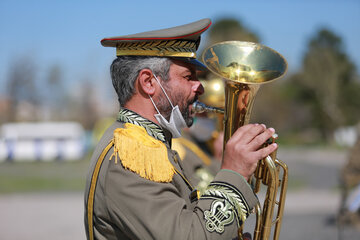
[0,122,86,162]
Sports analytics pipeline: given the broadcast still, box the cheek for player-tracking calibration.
[170,80,193,105]
[174,80,189,93]
[184,81,194,94]
[182,84,193,102]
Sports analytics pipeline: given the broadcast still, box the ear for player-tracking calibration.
[137,69,156,95]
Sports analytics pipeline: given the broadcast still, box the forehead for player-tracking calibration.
[169,60,197,75]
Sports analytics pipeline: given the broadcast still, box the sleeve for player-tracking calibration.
[104,149,258,240]
[198,169,259,234]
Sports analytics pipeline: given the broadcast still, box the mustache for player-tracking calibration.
[189,95,198,106]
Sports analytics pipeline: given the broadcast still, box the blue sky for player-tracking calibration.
[0,0,359,95]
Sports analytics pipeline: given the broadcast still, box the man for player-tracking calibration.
[84,18,277,240]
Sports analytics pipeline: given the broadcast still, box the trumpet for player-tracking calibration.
[193,41,288,240]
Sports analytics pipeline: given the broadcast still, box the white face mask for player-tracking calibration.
[149,75,187,138]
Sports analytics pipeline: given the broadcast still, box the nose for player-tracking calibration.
[193,80,204,95]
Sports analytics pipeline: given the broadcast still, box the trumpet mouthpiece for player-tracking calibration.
[192,101,224,114]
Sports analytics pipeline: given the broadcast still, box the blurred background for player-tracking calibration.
[0,0,360,239]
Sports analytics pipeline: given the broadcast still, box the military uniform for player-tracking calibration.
[172,132,221,194]
[84,109,258,239]
[84,18,259,240]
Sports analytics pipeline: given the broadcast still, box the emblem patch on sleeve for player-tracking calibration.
[204,199,235,233]
[201,182,250,233]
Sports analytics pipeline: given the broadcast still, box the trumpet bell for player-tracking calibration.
[202,41,288,139]
[202,41,287,84]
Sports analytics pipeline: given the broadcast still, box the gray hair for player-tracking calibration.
[110,56,172,107]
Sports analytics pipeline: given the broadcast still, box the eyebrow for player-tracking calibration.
[186,68,196,75]
[180,69,194,76]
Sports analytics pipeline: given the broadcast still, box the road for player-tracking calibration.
[1,147,360,239]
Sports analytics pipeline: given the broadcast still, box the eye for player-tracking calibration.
[184,75,192,80]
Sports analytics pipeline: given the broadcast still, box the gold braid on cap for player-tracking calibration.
[116,39,199,58]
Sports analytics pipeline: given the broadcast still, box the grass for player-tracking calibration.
[0,145,342,194]
[0,157,91,194]
[286,176,309,191]
[0,158,309,194]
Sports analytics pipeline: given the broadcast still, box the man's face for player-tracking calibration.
[156,60,204,127]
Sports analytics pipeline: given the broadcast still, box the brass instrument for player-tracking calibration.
[199,77,226,109]
[193,41,288,240]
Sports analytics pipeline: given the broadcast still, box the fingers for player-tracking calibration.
[248,127,276,151]
[254,142,278,160]
[243,124,267,144]
[237,124,278,162]
[231,123,266,144]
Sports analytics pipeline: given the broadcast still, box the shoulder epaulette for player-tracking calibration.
[110,123,175,182]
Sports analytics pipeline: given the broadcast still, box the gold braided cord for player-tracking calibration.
[87,140,114,240]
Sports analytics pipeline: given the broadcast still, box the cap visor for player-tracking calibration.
[174,58,207,70]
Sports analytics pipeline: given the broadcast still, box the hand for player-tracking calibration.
[221,124,278,180]
[235,232,252,240]
[243,232,252,240]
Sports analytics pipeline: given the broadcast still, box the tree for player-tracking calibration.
[43,64,67,120]
[206,18,260,46]
[288,28,360,142]
[67,80,100,130]
[199,17,260,66]
[6,56,39,122]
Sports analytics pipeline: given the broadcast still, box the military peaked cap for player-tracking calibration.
[101,18,212,68]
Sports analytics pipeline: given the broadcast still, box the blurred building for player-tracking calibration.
[0,122,86,162]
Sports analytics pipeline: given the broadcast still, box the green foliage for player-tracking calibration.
[251,28,360,145]
[285,28,360,142]
[198,17,261,62]
[208,18,260,44]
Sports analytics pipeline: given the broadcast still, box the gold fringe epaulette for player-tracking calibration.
[110,123,175,182]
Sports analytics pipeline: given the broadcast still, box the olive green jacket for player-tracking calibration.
[84,109,258,240]
[172,133,221,194]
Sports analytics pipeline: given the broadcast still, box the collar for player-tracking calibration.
[117,108,172,144]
